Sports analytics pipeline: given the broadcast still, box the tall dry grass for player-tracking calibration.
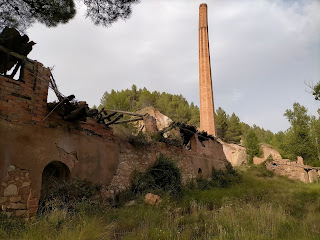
[1,165,319,239]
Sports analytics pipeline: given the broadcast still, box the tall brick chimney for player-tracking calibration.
[199,3,216,136]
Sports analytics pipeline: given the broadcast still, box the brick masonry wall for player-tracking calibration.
[0,60,50,126]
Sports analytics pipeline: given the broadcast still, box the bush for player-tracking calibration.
[189,163,242,190]
[212,162,242,188]
[250,164,274,178]
[131,154,182,196]
[196,177,215,190]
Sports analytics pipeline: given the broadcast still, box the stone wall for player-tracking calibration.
[0,165,31,218]
[105,136,227,198]
[266,159,320,183]
[253,144,282,165]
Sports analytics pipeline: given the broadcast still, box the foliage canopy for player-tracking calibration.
[0,0,140,31]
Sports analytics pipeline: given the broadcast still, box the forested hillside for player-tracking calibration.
[99,85,200,126]
[99,85,320,167]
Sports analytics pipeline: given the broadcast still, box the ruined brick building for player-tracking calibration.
[0,31,228,217]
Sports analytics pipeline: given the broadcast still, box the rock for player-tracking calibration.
[308,169,318,183]
[4,184,18,196]
[10,196,21,203]
[7,165,15,172]
[297,156,304,165]
[125,200,136,207]
[221,142,247,166]
[22,182,30,187]
[8,202,26,210]
[137,107,173,131]
[19,186,30,195]
[144,193,162,206]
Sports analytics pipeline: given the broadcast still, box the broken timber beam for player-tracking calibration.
[0,45,34,63]
[105,109,144,117]
[99,111,117,122]
[104,114,124,127]
[113,117,143,124]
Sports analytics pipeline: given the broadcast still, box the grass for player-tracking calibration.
[1,165,320,240]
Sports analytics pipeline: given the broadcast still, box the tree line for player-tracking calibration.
[99,85,320,167]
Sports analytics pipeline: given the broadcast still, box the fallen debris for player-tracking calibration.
[0,27,35,78]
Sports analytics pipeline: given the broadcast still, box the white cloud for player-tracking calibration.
[26,0,320,133]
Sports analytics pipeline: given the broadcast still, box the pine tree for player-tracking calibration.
[245,129,262,163]
[283,103,317,164]
[225,113,242,144]
[215,107,228,140]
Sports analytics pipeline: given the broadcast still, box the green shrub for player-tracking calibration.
[128,132,150,147]
[196,177,216,190]
[212,162,242,188]
[189,163,242,191]
[130,154,182,196]
[250,164,274,178]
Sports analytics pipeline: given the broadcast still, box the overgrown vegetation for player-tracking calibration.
[38,178,103,215]
[195,162,242,190]
[1,165,320,240]
[131,154,182,196]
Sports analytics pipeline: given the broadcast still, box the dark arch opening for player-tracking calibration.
[198,168,202,175]
[39,161,70,202]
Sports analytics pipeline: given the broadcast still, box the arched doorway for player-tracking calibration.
[39,161,70,202]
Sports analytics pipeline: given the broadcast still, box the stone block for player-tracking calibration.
[4,184,18,196]
[7,165,15,172]
[10,196,22,203]
[297,156,304,165]
[8,202,26,210]
[19,186,30,195]
[22,182,30,187]
[308,170,318,183]
[144,193,162,206]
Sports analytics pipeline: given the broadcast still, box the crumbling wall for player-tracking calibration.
[0,59,120,217]
[266,159,320,183]
[104,135,227,198]
[0,60,50,125]
[253,144,282,164]
[0,57,228,217]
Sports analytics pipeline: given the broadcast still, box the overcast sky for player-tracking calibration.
[27,0,320,133]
